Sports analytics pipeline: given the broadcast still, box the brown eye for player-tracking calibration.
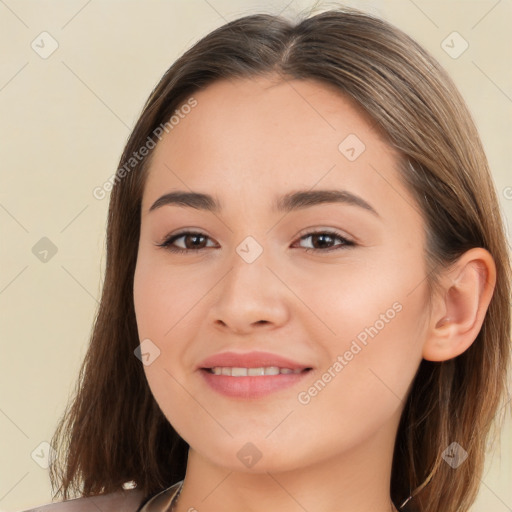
[156,229,355,255]
[156,231,215,254]
[296,231,355,253]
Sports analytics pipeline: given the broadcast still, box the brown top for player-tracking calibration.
[19,482,413,511]
[137,481,183,511]
[18,482,183,512]
[18,488,145,512]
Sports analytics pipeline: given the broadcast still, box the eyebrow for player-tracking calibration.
[148,189,379,216]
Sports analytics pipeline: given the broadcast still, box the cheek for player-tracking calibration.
[133,255,198,436]
[290,297,426,457]
[133,251,209,392]
[133,250,203,340]
[291,248,428,343]
[295,251,428,402]
[301,274,428,422]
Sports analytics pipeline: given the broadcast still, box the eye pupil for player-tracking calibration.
[186,234,206,249]
[312,233,334,249]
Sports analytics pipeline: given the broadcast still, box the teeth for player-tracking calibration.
[231,367,247,377]
[210,366,303,376]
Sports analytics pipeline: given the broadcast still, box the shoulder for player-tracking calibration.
[19,488,145,512]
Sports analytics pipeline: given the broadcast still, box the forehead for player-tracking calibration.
[141,74,405,213]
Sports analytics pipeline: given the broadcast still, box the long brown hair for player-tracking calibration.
[49,6,511,511]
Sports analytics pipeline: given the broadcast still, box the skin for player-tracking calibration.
[133,74,496,512]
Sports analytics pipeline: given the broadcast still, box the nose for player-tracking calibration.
[208,248,290,335]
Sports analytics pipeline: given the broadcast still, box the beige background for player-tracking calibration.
[1,0,511,510]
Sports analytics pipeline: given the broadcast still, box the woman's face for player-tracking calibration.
[133,75,431,473]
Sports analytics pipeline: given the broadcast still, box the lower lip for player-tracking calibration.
[199,369,312,399]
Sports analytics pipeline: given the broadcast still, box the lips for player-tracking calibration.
[198,352,311,370]
[197,351,313,398]
[197,351,312,372]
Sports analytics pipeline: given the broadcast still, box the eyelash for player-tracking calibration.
[155,229,355,254]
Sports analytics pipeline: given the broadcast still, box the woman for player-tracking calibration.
[25,5,511,512]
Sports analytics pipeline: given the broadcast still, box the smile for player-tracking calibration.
[208,366,305,376]
[200,367,312,399]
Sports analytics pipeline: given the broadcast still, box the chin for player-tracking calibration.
[189,436,312,474]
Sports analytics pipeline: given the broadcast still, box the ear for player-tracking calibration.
[422,248,497,362]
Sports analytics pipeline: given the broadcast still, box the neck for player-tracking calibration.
[173,412,401,512]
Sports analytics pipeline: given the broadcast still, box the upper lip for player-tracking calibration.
[197,351,312,371]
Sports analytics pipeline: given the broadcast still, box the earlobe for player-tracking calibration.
[422,248,497,362]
